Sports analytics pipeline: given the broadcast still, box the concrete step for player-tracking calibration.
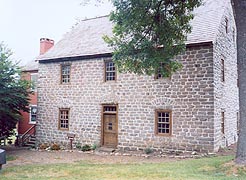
[97,147,116,153]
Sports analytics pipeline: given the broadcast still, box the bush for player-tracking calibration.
[76,143,82,149]
[50,143,60,151]
[144,147,153,154]
[81,144,91,152]
[39,143,48,150]
[92,144,98,150]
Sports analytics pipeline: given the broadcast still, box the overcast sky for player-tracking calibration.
[0,0,112,65]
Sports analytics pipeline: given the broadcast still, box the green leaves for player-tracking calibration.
[105,0,201,76]
[0,43,31,138]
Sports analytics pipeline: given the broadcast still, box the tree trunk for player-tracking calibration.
[234,0,246,164]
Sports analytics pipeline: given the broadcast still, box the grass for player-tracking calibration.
[6,155,17,161]
[1,156,246,180]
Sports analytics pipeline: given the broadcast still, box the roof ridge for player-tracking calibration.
[79,15,110,22]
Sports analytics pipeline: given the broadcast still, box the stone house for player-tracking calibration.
[36,0,238,152]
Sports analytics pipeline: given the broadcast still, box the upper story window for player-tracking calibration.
[225,18,228,34]
[155,63,171,80]
[29,105,37,124]
[105,61,116,81]
[155,110,172,136]
[30,73,38,91]
[221,59,225,82]
[61,64,71,84]
[59,109,69,130]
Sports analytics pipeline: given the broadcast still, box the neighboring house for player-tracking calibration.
[18,38,54,145]
[18,61,38,136]
[36,0,238,152]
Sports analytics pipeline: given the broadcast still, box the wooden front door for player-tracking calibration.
[102,105,118,148]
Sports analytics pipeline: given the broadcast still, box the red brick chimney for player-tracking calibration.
[40,38,54,55]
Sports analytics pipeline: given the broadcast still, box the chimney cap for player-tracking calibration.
[40,38,54,43]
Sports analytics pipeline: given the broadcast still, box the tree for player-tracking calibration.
[233,0,246,164]
[0,43,31,138]
[103,0,202,77]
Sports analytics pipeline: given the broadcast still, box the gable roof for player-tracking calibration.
[22,59,38,71]
[37,0,230,61]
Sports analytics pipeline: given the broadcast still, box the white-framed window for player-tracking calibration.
[30,73,38,92]
[29,105,37,124]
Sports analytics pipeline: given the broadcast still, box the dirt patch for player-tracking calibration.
[2,144,236,168]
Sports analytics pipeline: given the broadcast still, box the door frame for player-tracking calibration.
[101,104,118,147]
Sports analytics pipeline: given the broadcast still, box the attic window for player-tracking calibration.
[225,18,228,33]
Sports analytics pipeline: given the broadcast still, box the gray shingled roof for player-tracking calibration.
[37,0,229,61]
[22,59,38,71]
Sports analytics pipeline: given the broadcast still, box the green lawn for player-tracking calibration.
[1,156,246,180]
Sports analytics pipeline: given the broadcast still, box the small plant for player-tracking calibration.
[92,144,98,150]
[76,142,82,149]
[50,143,60,151]
[144,147,153,154]
[81,144,91,152]
[39,143,48,150]
[6,155,17,161]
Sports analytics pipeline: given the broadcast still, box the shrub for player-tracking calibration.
[76,143,82,149]
[144,147,153,154]
[50,143,60,151]
[39,143,48,150]
[92,144,98,150]
[81,144,91,152]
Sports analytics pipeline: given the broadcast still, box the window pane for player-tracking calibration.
[30,106,37,122]
[61,65,70,84]
[156,110,171,135]
[59,109,69,130]
[105,61,116,81]
[31,74,38,91]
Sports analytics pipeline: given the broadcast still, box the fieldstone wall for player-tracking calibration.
[37,43,217,152]
[213,2,239,151]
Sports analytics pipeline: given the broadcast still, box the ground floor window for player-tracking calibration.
[59,109,69,130]
[221,111,225,134]
[155,110,172,136]
[29,105,37,124]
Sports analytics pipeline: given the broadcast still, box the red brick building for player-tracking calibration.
[17,38,54,145]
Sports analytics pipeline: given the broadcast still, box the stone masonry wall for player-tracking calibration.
[37,44,217,152]
[213,2,239,151]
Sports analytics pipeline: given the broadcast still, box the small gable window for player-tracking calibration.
[105,61,116,81]
[61,64,71,84]
[155,110,172,136]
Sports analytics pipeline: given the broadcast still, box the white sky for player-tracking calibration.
[0,0,112,65]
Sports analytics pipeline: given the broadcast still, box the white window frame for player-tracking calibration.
[30,73,38,92]
[29,105,37,124]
